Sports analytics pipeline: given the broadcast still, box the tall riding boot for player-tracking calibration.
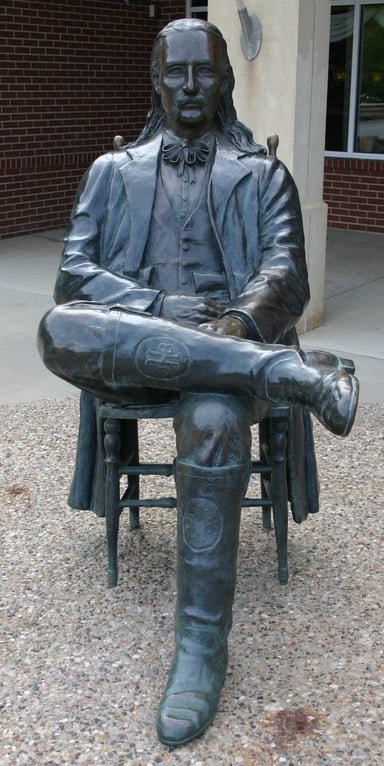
[38,303,358,436]
[157,460,250,746]
[262,354,359,437]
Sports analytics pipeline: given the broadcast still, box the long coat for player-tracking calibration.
[54,133,319,521]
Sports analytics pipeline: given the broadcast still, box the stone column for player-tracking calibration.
[209,0,331,331]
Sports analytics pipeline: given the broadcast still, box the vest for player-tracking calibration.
[141,170,230,308]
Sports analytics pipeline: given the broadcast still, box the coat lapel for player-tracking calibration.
[118,134,162,273]
[209,140,253,297]
[209,140,252,235]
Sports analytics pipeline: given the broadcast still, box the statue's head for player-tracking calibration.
[135,18,263,153]
[149,19,235,138]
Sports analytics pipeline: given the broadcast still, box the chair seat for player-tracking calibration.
[100,400,179,420]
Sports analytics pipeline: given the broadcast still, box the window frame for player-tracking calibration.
[185,0,208,19]
[326,0,384,159]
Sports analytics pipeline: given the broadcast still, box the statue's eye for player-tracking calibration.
[197,65,215,76]
[166,66,184,77]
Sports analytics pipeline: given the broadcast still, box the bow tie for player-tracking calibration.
[162,138,211,176]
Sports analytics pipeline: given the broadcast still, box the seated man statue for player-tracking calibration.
[38,19,358,747]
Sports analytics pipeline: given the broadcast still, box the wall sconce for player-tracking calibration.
[236,0,262,61]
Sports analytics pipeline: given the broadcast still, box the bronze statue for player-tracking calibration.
[37,19,358,747]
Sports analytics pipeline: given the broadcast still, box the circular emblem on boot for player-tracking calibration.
[182,498,223,552]
[134,335,191,381]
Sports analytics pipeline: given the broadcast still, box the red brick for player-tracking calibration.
[323,156,384,232]
[0,0,185,235]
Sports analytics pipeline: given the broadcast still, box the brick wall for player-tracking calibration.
[324,158,384,234]
[4,3,382,239]
[1,0,185,238]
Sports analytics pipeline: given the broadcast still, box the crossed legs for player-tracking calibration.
[37,301,359,745]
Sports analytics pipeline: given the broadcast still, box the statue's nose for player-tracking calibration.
[183,65,198,93]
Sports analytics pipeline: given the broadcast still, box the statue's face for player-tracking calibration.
[155,29,225,138]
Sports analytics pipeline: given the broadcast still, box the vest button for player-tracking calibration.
[182,243,189,251]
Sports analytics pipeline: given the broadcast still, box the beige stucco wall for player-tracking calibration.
[209,0,331,331]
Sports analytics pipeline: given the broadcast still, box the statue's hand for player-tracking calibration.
[199,315,248,338]
[161,294,221,325]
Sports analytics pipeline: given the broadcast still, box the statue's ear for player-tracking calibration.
[220,70,230,96]
[152,71,160,95]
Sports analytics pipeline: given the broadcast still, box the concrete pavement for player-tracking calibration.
[300,227,384,404]
[0,226,383,404]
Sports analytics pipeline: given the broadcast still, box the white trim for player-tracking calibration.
[325,151,384,160]
[327,0,384,159]
[331,0,383,5]
[347,3,361,153]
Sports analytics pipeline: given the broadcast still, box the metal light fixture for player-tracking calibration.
[236,0,262,61]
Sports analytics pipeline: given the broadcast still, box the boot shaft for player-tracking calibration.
[175,460,250,628]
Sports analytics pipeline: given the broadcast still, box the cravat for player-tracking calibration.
[162,138,211,176]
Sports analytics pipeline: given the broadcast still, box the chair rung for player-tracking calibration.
[242,498,273,508]
[251,461,271,475]
[119,497,177,509]
[119,462,174,477]
[120,496,272,509]
[120,461,269,477]
[120,485,138,503]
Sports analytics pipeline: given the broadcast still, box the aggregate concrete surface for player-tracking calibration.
[1,398,382,765]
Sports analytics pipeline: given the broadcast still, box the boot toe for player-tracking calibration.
[319,372,359,436]
[157,691,215,746]
[336,374,359,436]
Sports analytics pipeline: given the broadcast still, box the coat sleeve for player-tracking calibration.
[54,153,162,312]
[223,157,310,344]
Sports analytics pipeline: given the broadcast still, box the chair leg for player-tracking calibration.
[269,416,289,584]
[124,420,140,530]
[259,419,272,531]
[104,417,122,587]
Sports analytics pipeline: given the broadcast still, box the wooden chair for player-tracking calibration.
[99,401,290,588]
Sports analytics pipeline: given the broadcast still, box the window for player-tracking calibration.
[326,1,384,156]
[186,1,208,20]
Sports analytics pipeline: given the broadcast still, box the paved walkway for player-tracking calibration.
[300,228,384,404]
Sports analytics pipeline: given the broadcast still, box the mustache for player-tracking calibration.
[176,97,206,108]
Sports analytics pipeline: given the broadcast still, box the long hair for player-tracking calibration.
[132,18,265,154]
